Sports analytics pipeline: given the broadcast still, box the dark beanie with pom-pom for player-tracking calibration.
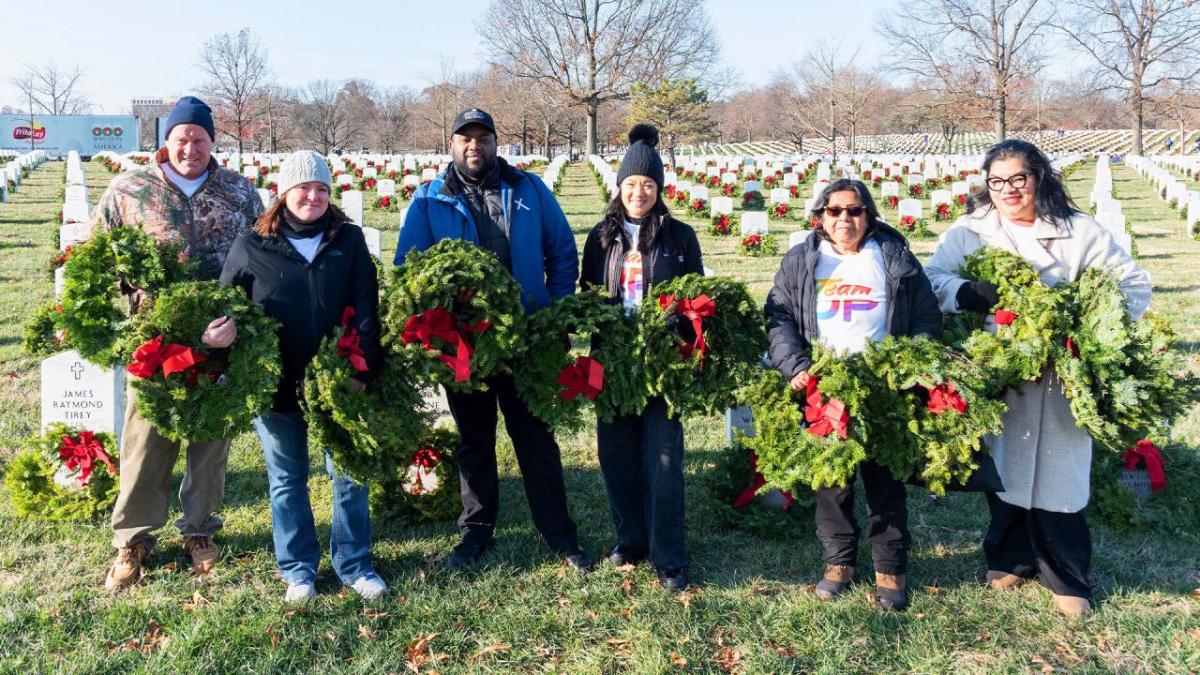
[617,123,665,190]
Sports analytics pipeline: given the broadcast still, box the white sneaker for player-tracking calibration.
[349,574,387,600]
[285,581,316,603]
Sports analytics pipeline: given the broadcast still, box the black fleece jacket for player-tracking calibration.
[579,207,704,297]
[219,219,381,413]
[764,223,942,380]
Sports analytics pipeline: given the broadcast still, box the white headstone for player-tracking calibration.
[40,350,125,439]
[721,172,737,185]
[689,185,709,201]
[257,189,272,209]
[711,196,734,216]
[1096,198,1122,216]
[336,174,355,187]
[55,267,64,297]
[812,181,829,198]
[341,190,364,226]
[740,212,769,235]
[769,188,790,204]
[363,226,381,258]
[62,201,90,225]
[60,222,89,249]
[363,167,378,179]
[377,179,396,196]
[725,406,754,443]
[743,181,761,194]
[881,182,900,198]
[930,189,952,206]
[421,168,438,181]
[898,199,923,220]
[784,173,799,187]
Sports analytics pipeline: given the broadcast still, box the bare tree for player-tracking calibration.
[198,28,270,153]
[483,0,720,155]
[1057,0,1200,155]
[372,87,416,153]
[787,42,879,159]
[293,80,362,155]
[1153,80,1200,151]
[414,59,469,153]
[878,0,1050,141]
[250,84,294,153]
[10,63,92,115]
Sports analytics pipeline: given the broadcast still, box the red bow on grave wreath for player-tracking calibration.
[58,431,117,487]
[659,293,715,362]
[336,307,369,373]
[126,336,206,380]
[994,309,1018,326]
[411,447,441,470]
[925,381,968,415]
[401,306,491,382]
[804,376,849,439]
[732,452,794,509]
[1123,440,1167,492]
[52,246,73,267]
[1065,336,1080,359]
[557,356,605,401]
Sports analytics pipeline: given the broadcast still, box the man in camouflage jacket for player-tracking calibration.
[96,96,264,592]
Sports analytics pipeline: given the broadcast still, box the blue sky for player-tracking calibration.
[1,0,894,114]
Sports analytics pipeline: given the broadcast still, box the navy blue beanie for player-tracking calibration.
[164,96,216,141]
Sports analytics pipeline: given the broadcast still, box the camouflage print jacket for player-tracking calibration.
[91,148,263,279]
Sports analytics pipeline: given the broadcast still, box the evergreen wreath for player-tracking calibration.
[302,308,436,484]
[22,300,65,358]
[124,281,281,442]
[5,423,119,521]
[514,288,646,430]
[369,427,463,524]
[639,274,768,417]
[49,226,190,367]
[737,233,780,257]
[383,239,525,391]
[700,442,813,540]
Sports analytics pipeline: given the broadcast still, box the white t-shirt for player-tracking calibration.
[1000,217,1042,247]
[814,239,890,355]
[619,221,644,314]
[287,236,321,263]
[161,162,209,198]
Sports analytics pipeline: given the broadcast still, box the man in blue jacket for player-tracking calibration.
[395,108,593,572]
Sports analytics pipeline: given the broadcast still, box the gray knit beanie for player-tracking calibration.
[277,150,333,196]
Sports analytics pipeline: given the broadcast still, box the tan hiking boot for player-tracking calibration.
[986,570,1026,590]
[872,572,909,611]
[1052,593,1091,617]
[814,564,854,600]
[104,541,152,592]
[184,535,219,576]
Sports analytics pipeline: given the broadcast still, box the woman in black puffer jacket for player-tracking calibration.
[579,125,702,593]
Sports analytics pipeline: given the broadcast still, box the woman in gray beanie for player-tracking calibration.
[579,124,704,592]
[220,150,387,603]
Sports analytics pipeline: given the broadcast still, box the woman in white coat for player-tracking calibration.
[925,140,1151,616]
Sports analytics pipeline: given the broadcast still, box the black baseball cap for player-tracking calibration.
[451,107,496,136]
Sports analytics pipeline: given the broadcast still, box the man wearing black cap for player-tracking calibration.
[91,95,263,591]
[395,107,592,573]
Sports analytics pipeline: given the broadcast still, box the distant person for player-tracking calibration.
[925,139,1151,617]
[93,96,263,592]
[394,108,593,573]
[1166,137,1174,151]
[579,124,703,593]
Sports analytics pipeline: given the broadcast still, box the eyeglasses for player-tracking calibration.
[986,173,1030,191]
[823,205,866,218]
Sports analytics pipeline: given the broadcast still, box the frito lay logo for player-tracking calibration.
[13,122,46,141]
[92,126,123,137]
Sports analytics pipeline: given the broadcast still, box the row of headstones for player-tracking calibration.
[539,155,570,192]
[1126,155,1200,235]
[1,150,48,202]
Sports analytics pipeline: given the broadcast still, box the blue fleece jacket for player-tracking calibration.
[394,162,578,312]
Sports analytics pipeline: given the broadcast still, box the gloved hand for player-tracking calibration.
[955,281,1000,312]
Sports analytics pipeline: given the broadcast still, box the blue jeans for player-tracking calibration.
[253,412,375,585]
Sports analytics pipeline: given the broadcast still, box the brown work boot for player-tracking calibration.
[184,535,219,576]
[1052,593,1091,617]
[872,572,909,611]
[814,564,854,601]
[986,569,1026,590]
[104,540,152,592]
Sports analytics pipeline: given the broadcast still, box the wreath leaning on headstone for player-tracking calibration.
[368,427,463,524]
[639,274,768,418]
[514,288,646,430]
[382,239,525,392]
[123,281,281,442]
[5,423,120,521]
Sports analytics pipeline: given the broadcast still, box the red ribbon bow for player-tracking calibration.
[804,376,849,439]
[994,309,1018,325]
[1065,337,1080,359]
[732,452,794,509]
[401,306,491,382]
[659,293,715,362]
[58,431,117,487]
[411,447,442,469]
[336,307,369,373]
[925,381,968,415]
[126,336,207,379]
[1123,440,1167,491]
[557,356,605,401]
[52,245,73,267]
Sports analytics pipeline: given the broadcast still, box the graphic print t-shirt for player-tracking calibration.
[814,239,889,355]
[620,221,644,314]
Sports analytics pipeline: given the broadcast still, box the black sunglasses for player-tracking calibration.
[823,205,866,218]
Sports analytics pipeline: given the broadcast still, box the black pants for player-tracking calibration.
[442,374,578,553]
[814,460,910,575]
[984,492,1092,599]
[596,397,686,570]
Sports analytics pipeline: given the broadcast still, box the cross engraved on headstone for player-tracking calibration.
[71,361,85,380]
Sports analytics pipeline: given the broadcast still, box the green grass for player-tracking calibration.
[0,160,1197,673]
